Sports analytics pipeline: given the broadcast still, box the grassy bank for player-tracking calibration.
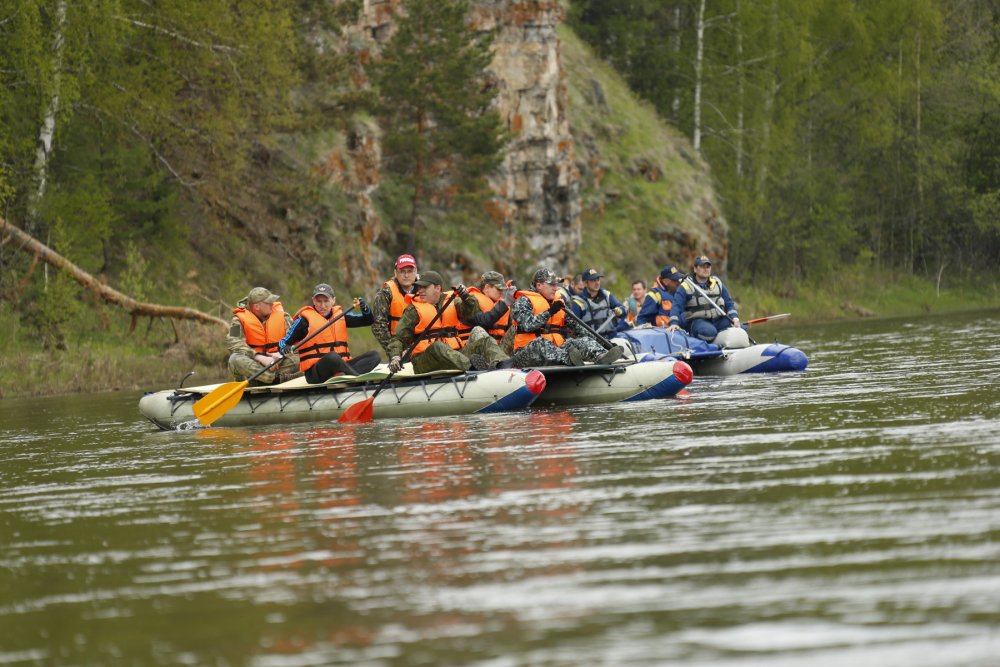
[2,270,996,401]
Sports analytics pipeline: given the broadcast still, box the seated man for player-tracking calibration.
[279,283,382,384]
[371,254,418,356]
[571,267,630,334]
[509,267,624,368]
[387,271,510,374]
[626,279,646,324]
[668,255,745,341]
[458,270,518,354]
[636,265,685,327]
[227,287,299,385]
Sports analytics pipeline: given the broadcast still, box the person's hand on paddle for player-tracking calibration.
[501,286,516,306]
[388,355,403,373]
[613,306,625,317]
[453,284,469,299]
[548,300,565,317]
[254,353,274,366]
[354,297,367,312]
[731,317,741,328]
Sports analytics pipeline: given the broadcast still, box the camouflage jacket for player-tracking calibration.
[509,293,589,338]
[370,279,414,353]
[387,293,472,359]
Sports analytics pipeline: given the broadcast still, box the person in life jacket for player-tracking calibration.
[371,253,419,356]
[508,267,625,368]
[668,255,746,342]
[387,270,511,375]
[226,286,300,385]
[278,283,382,384]
[626,279,647,324]
[457,270,518,354]
[570,268,631,334]
[637,265,685,327]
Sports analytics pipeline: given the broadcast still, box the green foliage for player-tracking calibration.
[370,0,507,254]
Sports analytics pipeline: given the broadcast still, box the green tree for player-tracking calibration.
[371,0,507,254]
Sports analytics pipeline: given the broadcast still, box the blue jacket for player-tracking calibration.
[636,285,674,326]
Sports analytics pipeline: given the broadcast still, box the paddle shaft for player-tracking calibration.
[248,304,356,381]
[682,277,755,344]
[561,305,615,350]
[371,291,459,400]
[595,311,617,334]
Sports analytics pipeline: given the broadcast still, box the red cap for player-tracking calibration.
[395,254,417,269]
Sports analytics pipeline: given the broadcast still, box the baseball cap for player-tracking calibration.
[694,255,712,267]
[532,268,560,286]
[414,270,444,287]
[395,254,417,269]
[659,265,685,281]
[312,283,335,298]
[479,271,506,289]
[246,287,279,305]
[581,268,602,281]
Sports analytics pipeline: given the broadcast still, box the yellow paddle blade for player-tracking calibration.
[338,396,374,423]
[192,381,248,426]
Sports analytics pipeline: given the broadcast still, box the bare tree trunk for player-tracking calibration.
[915,31,924,274]
[28,0,67,236]
[671,6,682,123]
[407,109,426,255]
[693,0,706,152]
[735,0,744,178]
[1,218,228,328]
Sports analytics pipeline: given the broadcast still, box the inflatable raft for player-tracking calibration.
[139,367,546,430]
[613,327,807,375]
[534,358,692,407]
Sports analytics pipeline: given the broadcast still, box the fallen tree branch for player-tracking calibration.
[1,217,228,328]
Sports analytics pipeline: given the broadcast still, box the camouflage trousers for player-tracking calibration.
[227,352,300,385]
[509,336,606,369]
[411,336,510,374]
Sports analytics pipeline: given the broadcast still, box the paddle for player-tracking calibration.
[746,313,790,325]
[193,305,356,426]
[338,291,458,423]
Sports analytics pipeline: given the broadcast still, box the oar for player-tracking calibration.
[746,313,790,325]
[338,292,458,423]
[561,305,615,350]
[193,305,356,426]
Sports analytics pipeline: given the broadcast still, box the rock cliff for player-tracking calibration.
[321,0,725,287]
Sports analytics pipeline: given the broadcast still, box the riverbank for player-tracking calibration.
[1,271,997,399]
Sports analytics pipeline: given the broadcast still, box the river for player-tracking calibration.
[2,311,999,666]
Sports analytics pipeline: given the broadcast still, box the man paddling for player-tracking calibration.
[458,271,518,354]
[279,283,382,384]
[387,270,510,374]
[570,267,630,333]
[668,255,745,341]
[226,287,300,386]
[508,267,624,368]
[371,254,418,356]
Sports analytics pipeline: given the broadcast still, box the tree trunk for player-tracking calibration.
[671,6,682,123]
[693,0,706,152]
[735,0,744,178]
[407,108,427,255]
[1,218,228,328]
[28,0,68,237]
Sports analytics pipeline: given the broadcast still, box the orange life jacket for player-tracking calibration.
[411,297,462,354]
[294,305,351,372]
[234,303,287,354]
[512,291,569,350]
[466,288,509,341]
[384,279,413,335]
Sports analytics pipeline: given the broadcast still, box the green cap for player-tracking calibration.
[414,270,444,287]
[479,271,506,289]
[246,287,279,305]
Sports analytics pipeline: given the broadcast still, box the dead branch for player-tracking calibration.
[1,217,228,328]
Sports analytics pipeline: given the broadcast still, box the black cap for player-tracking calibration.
[581,268,603,281]
[694,255,712,267]
[312,283,335,298]
[659,266,685,281]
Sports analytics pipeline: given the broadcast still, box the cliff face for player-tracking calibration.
[321,0,725,286]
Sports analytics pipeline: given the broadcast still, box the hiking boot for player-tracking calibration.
[596,346,625,365]
[469,353,490,371]
[566,349,586,366]
[278,370,304,383]
[496,358,515,369]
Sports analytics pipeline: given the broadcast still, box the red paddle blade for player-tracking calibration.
[338,396,374,423]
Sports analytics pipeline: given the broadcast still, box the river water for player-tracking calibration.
[2,311,999,666]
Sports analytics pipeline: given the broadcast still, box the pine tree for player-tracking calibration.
[371,0,507,254]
